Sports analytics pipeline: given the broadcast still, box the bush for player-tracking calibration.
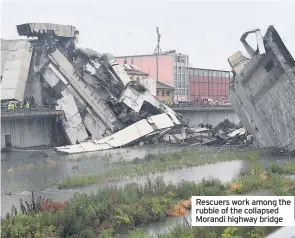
[126,228,153,238]
[153,225,278,238]
[1,214,54,238]
[158,225,223,238]
[99,228,114,238]
[2,177,226,237]
[267,163,285,174]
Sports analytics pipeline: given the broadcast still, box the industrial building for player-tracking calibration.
[115,50,189,102]
[116,53,233,103]
[189,68,232,102]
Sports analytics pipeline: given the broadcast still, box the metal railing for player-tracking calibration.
[170,103,232,108]
[1,104,57,113]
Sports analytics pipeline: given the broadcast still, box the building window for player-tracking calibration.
[226,72,230,78]
[204,70,208,77]
[212,71,217,77]
[167,91,170,96]
[136,77,140,83]
[157,90,159,96]
[162,91,164,96]
[198,69,204,76]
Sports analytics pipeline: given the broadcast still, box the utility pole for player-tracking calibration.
[153,27,162,82]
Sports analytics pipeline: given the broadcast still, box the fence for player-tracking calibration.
[170,103,232,108]
[1,104,57,113]
[1,105,64,119]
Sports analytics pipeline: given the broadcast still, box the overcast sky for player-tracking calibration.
[1,0,294,70]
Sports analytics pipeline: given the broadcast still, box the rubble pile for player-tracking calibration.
[212,119,236,134]
[148,120,253,147]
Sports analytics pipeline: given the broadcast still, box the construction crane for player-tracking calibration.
[153,27,162,82]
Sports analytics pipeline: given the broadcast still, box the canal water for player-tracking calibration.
[1,145,186,215]
[1,145,294,221]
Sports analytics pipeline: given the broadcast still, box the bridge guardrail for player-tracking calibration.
[1,105,58,113]
[170,104,232,108]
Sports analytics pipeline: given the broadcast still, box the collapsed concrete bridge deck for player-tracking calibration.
[1,23,182,152]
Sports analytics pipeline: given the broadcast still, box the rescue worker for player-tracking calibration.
[25,101,30,110]
[8,102,15,110]
[29,96,35,107]
[16,101,20,111]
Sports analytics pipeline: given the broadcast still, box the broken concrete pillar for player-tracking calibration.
[228,25,295,151]
[1,41,33,101]
[56,94,88,144]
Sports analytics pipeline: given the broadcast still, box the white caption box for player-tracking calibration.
[191,196,295,226]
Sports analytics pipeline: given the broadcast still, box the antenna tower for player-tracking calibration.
[153,27,162,54]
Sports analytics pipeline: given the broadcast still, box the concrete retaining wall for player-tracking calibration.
[1,118,61,149]
[181,110,240,127]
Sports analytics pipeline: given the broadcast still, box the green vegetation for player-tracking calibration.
[133,225,278,238]
[2,177,227,238]
[230,155,295,194]
[2,152,294,238]
[266,161,295,174]
[1,214,55,238]
[56,148,261,189]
